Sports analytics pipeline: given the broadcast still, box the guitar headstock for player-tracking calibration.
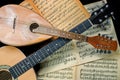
[87,34,117,51]
[90,3,114,24]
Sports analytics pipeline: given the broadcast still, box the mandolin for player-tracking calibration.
[0,4,115,46]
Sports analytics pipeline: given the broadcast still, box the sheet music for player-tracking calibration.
[38,67,76,80]
[38,54,120,80]
[20,0,90,31]
[37,0,120,75]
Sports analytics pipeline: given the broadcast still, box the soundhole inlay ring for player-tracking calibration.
[0,65,18,80]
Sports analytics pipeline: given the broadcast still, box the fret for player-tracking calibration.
[19,62,28,74]
[32,54,39,62]
[25,58,33,66]
[30,54,38,64]
[20,60,28,71]
[27,56,36,65]
[83,20,92,29]
[45,45,53,53]
[36,50,45,60]
[11,66,19,78]
[34,51,43,61]
[16,63,23,74]
[34,53,41,61]
[39,48,49,58]
[9,67,17,79]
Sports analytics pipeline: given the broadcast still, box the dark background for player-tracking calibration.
[0,0,119,73]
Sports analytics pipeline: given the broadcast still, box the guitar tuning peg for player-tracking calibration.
[104,15,108,19]
[94,12,97,15]
[110,12,115,20]
[100,9,104,12]
[105,4,109,8]
[99,19,103,23]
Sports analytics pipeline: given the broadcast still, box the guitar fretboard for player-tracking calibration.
[9,19,92,79]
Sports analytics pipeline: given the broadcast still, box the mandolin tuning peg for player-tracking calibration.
[102,34,105,37]
[98,33,101,36]
[109,37,113,40]
[105,36,109,39]
[96,49,99,53]
[108,50,111,54]
[104,50,107,53]
[100,49,103,53]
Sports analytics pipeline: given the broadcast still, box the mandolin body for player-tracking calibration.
[0,4,52,46]
[0,46,36,80]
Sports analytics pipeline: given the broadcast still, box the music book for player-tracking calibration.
[20,0,90,31]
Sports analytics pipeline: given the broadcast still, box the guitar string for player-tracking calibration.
[0,72,11,80]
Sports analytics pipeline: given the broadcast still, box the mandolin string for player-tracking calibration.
[0,17,29,25]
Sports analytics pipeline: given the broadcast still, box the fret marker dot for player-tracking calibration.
[56,44,58,45]
[47,49,49,51]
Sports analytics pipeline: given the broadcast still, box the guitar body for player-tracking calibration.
[0,46,36,80]
[0,4,52,46]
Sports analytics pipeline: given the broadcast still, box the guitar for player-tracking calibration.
[0,4,118,80]
[0,4,114,46]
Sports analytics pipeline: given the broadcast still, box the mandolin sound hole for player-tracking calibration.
[0,70,12,80]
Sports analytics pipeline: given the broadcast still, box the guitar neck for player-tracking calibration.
[9,19,92,79]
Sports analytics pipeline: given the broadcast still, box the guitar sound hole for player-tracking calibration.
[0,70,12,80]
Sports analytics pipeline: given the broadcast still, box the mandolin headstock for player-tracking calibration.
[87,34,117,51]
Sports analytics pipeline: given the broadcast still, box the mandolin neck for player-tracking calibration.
[9,19,92,79]
[32,23,88,42]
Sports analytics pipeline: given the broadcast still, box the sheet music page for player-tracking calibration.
[36,0,120,75]
[76,54,120,80]
[20,0,90,31]
[38,53,120,80]
[38,67,76,80]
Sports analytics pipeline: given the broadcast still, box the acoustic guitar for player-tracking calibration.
[0,4,115,46]
[0,4,118,80]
